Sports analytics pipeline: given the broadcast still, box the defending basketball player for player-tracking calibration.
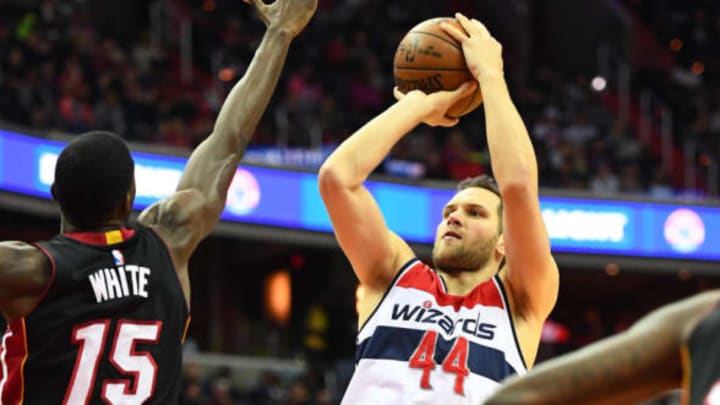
[0,0,316,403]
[484,290,720,405]
[318,13,558,403]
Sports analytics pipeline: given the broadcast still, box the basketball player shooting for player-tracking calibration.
[0,0,315,403]
[484,290,720,405]
[319,13,558,404]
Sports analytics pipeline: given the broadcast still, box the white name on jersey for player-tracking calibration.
[88,265,151,303]
[390,303,497,340]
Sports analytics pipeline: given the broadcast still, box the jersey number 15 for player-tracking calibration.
[64,320,162,405]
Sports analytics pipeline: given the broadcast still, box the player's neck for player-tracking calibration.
[61,218,128,234]
[438,265,497,296]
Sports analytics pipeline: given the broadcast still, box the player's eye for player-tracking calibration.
[467,208,483,217]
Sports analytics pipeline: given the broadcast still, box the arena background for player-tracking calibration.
[1,0,719,404]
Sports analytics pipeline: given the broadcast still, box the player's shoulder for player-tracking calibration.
[631,290,720,344]
[0,240,52,288]
[0,240,47,262]
[393,259,440,290]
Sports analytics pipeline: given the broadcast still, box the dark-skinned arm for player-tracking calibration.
[483,290,720,405]
[138,0,317,263]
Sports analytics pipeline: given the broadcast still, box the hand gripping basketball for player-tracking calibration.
[393,17,483,117]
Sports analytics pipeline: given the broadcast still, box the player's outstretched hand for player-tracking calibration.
[393,81,477,127]
[243,0,317,38]
[441,13,504,82]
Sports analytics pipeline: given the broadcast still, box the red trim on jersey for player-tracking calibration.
[1,318,29,405]
[64,228,136,246]
[396,261,504,310]
[26,243,58,318]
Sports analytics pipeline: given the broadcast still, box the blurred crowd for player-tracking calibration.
[179,362,332,405]
[0,0,214,149]
[0,0,718,198]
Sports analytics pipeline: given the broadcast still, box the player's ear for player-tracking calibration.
[495,234,505,259]
[125,181,136,210]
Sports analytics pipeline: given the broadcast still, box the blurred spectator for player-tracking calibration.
[590,161,621,194]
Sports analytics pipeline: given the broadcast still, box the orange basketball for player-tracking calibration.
[393,17,483,118]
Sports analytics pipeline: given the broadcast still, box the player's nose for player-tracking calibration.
[446,211,462,227]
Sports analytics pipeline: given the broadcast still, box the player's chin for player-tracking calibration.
[432,251,460,270]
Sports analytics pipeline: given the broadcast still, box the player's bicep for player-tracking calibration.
[175,136,239,225]
[319,180,412,289]
[501,185,558,318]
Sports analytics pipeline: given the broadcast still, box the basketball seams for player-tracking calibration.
[409,31,462,51]
[393,17,483,116]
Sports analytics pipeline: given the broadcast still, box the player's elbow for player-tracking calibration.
[498,172,537,201]
[318,160,353,196]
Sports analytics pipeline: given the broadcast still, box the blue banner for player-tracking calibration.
[1,128,718,262]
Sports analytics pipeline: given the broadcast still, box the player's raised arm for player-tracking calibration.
[484,290,720,405]
[443,14,558,321]
[139,0,316,257]
[318,83,476,290]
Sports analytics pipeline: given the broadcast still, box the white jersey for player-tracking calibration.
[342,259,527,404]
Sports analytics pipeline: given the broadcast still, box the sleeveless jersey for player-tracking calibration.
[0,226,189,405]
[684,301,720,405]
[342,259,526,404]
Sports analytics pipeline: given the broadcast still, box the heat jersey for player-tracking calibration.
[0,226,189,405]
[685,301,720,405]
[342,259,526,404]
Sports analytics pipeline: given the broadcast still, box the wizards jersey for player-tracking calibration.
[342,259,526,404]
[684,300,720,405]
[0,226,189,405]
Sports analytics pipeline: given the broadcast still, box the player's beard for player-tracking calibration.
[432,234,498,274]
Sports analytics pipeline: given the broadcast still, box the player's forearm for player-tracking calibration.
[479,77,538,193]
[211,27,293,157]
[485,345,676,405]
[484,302,688,405]
[320,94,429,188]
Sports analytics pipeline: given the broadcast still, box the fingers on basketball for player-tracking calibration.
[440,22,468,43]
[393,87,405,101]
[457,81,477,96]
[440,117,460,127]
[455,13,490,38]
